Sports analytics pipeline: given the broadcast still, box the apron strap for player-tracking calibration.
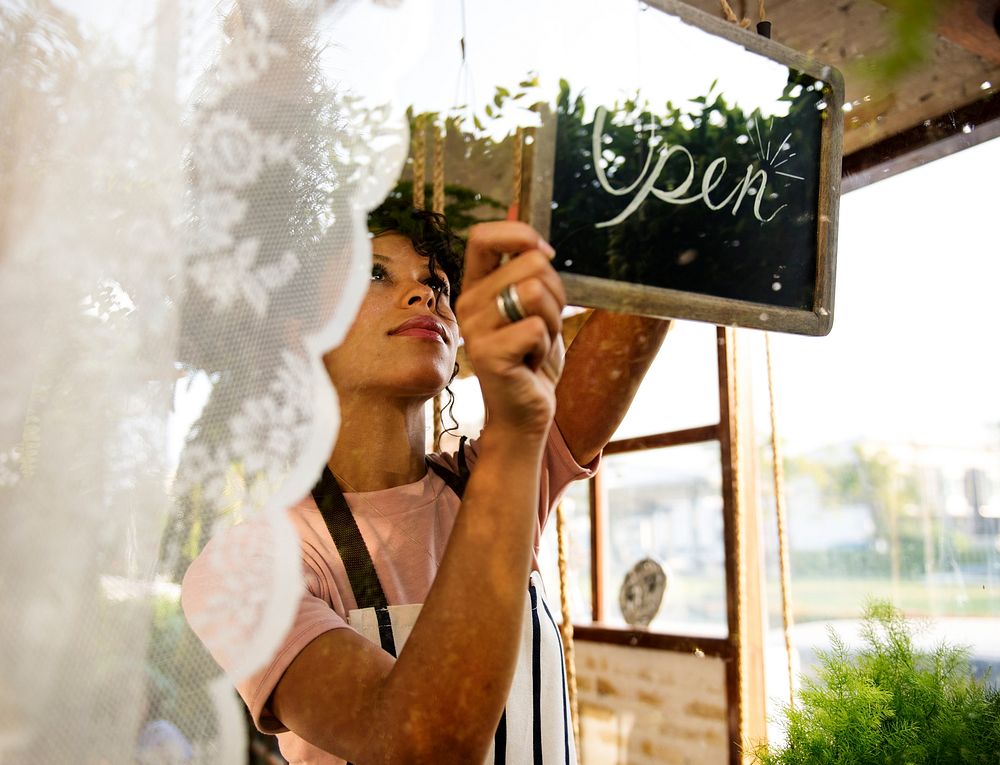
[309,436,469,612]
[311,465,390,612]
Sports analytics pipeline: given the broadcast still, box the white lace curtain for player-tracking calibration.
[0,1,413,761]
[0,0,582,758]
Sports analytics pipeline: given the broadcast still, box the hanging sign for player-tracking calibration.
[526,0,844,335]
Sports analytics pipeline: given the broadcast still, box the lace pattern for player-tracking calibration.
[0,0,415,761]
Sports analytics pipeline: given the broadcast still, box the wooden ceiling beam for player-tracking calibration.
[841,90,1000,191]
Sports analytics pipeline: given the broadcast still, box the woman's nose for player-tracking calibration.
[403,282,435,310]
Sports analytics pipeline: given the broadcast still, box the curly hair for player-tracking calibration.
[367,199,466,306]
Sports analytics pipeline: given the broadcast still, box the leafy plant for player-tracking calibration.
[753,601,1000,764]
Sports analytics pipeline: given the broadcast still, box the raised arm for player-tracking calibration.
[555,310,672,466]
[270,222,566,764]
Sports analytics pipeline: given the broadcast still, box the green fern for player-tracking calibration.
[753,600,1000,764]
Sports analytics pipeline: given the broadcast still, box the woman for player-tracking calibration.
[183,206,670,764]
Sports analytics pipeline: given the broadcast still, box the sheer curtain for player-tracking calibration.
[0,1,416,761]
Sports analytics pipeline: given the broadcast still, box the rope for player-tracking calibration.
[765,333,795,708]
[729,329,747,751]
[555,500,581,752]
[718,0,767,28]
[511,126,524,215]
[429,117,446,447]
[432,119,445,215]
[429,118,446,448]
[412,114,426,211]
[719,0,752,29]
[432,393,443,450]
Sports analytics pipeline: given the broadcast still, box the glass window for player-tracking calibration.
[600,442,727,637]
[754,136,1000,727]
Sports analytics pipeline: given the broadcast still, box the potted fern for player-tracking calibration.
[753,601,1000,764]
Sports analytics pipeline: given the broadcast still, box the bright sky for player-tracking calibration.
[323,0,803,129]
[756,135,1000,454]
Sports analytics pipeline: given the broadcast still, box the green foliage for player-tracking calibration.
[872,0,946,84]
[549,73,827,309]
[753,601,1000,764]
[145,594,219,742]
[387,179,505,234]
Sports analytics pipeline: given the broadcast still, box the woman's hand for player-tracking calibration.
[455,221,566,438]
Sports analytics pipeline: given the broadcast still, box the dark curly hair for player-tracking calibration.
[367,199,466,307]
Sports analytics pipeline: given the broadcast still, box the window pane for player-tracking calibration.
[601,442,727,637]
[612,320,720,440]
[754,137,1000,730]
[538,479,593,624]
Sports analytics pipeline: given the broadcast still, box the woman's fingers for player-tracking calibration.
[461,221,556,286]
[467,316,553,375]
[456,252,566,330]
[539,332,565,385]
[459,276,563,343]
[473,250,567,312]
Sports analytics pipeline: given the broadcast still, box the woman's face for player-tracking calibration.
[323,232,459,400]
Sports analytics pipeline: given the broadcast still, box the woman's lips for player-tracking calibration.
[393,327,444,341]
[390,316,447,342]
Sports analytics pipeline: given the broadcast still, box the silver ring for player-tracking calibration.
[497,283,527,324]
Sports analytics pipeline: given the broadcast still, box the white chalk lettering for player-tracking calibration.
[591,106,788,228]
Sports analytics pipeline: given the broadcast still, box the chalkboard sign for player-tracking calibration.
[526,0,843,335]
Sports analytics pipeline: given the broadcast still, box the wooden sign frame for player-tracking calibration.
[524,0,844,336]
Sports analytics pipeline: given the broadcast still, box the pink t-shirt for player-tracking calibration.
[182,423,598,764]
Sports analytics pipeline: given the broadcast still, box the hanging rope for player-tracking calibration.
[716,0,788,716]
[766,333,795,708]
[510,126,524,218]
[556,500,581,752]
[718,0,768,30]
[432,399,444,451]
[716,1,777,747]
[719,0,751,29]
[430,117,446,448]
[431,118,445,217]
[412,114,427,211]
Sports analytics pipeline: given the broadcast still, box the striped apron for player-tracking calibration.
[311,445,577,765]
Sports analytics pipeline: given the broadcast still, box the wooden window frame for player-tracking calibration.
[576,326,767,764]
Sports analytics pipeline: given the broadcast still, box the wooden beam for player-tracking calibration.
[716,327,743,765]
[842,90,1000,191]
[603,425,721,455]
[574,625,733,658]
[717,327,768,763]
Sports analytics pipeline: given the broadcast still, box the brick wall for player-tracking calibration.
[575,640,729,765]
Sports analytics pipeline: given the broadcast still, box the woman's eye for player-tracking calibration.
[371,263,389,282]
[427,278,449,296]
